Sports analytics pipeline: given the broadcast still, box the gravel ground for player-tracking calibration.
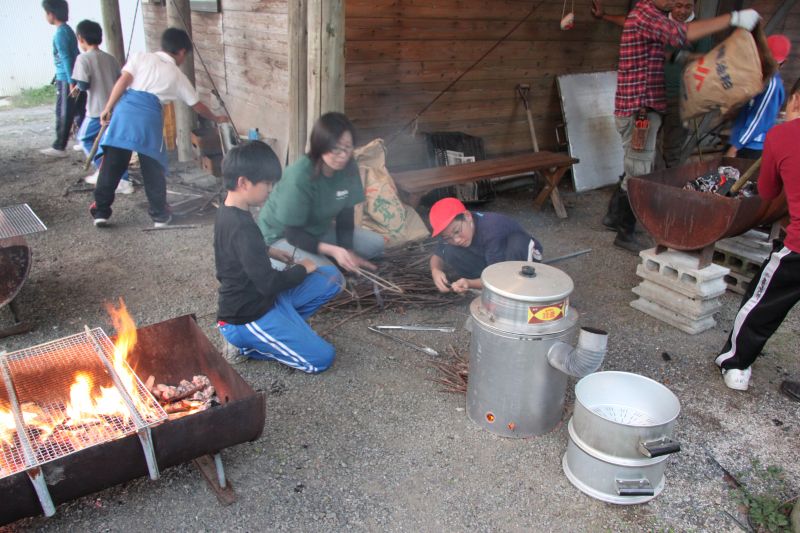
[0,105,797,532]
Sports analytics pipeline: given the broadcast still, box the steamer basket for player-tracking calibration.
[572,371,681,460]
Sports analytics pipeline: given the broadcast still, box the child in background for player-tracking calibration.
[428,197,543,293]
[71,20,133,194]
[724,35,792,160]
[91,27,226,228]
[40,0,80,158]
[214,141,342,372]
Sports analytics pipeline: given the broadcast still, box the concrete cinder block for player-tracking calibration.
[635,264,728,299]
[632,280,722,319]
[722,269,751,296]
[639,248,730,284]
[630,298,717,335]
[714,238,769,276]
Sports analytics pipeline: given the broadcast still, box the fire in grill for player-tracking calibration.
[0,305,266,524]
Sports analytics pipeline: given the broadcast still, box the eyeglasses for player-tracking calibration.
[440,220,464,243]
[329,144,354,158]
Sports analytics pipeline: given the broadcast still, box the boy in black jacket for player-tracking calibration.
[214,141,342,372]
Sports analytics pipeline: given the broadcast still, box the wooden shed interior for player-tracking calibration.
[142,0,800,173]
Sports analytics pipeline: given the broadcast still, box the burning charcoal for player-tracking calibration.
[719,166,740,183]
[192,375,212,389]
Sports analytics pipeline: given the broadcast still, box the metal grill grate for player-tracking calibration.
[0,328,166,479]
[0,204,47,240]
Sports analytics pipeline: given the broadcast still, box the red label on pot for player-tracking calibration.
[527,301,566,324]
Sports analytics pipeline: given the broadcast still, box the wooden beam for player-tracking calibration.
[167,0,198,162]
[288,0,308,163]
[307,0,345,135]
[100,0,126,65]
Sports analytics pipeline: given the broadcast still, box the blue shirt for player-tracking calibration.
[730,73,785,151]
[52,23,79,83]
[435,211,540,265]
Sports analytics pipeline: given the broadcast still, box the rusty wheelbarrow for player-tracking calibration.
[628,157,787,266]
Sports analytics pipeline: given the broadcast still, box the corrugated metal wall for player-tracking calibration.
[0,0,146,96]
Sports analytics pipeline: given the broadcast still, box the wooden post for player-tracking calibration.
[307,0,345,137]
[288,0,308,164]
[100,0,125,66]
[167,0,197,162]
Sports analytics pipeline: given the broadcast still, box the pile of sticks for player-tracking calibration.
[322,239,470,315]
[428,345,469,394]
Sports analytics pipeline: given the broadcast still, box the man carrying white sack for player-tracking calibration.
[600,0,761,252]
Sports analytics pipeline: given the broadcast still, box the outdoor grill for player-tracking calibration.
[0,314,265,525]
[0,203,47,338]
[0,328,167,516]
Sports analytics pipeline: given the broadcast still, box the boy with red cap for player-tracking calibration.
[428,198,543,293]
[725,35,791,159]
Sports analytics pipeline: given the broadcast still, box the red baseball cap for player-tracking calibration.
[429,197,467,237]
[767,35,791,64]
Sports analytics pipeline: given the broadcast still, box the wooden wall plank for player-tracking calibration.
[343,0,626,168]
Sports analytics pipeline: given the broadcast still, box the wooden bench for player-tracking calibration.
[391,151,579,218]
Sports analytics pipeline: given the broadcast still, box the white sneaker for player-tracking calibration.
[73,143,84,152]
[116,179,134,195]
[93,217,110,228]
[84,170,99,185]
[722,367,751,391]
[40,147,68,158]
[153,215,172,228]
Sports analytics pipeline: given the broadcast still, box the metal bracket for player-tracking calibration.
[616,478,655,497]
[639,437,681,458]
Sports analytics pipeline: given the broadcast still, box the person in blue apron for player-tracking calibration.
[89,27,227,228]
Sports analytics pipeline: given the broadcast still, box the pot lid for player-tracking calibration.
[481,261,574,303]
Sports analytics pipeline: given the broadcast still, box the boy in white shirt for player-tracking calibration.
[90,27,226,228]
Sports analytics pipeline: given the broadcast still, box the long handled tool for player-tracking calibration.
[84,123,108,171]
[719,157,762,197]
[516,84,539,153]
[374,325,456,333]
[368,326,439,357]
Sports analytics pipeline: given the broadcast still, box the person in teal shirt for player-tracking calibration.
[40,0,81,157]
[257,112,384,272]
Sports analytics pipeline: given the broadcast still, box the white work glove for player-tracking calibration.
[730,9,760,31]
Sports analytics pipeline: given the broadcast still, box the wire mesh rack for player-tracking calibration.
[0,328,166,479]
[0,204,47,240]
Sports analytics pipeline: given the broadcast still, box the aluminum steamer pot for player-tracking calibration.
[563,371,681,504]
[468,262,577,437]
[572,371,681,460]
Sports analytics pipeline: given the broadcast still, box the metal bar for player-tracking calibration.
[136,427,160,480]
[0,353,56,516]
[367,326,439,357]
[83,326,160,480]
[543,248,592,265]
[214,453,226,489]
[374,325,456,333]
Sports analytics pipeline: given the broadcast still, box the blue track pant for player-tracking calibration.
[78,117,129,181]
[219,265,343,373]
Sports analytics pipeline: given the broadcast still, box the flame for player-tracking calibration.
[0,299,154,469]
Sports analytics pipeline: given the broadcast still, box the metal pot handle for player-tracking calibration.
[616,478,655,497]
[638,437,681,458]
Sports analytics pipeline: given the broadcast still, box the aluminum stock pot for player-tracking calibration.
[467,262,579,438]
[563,371,682,504]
